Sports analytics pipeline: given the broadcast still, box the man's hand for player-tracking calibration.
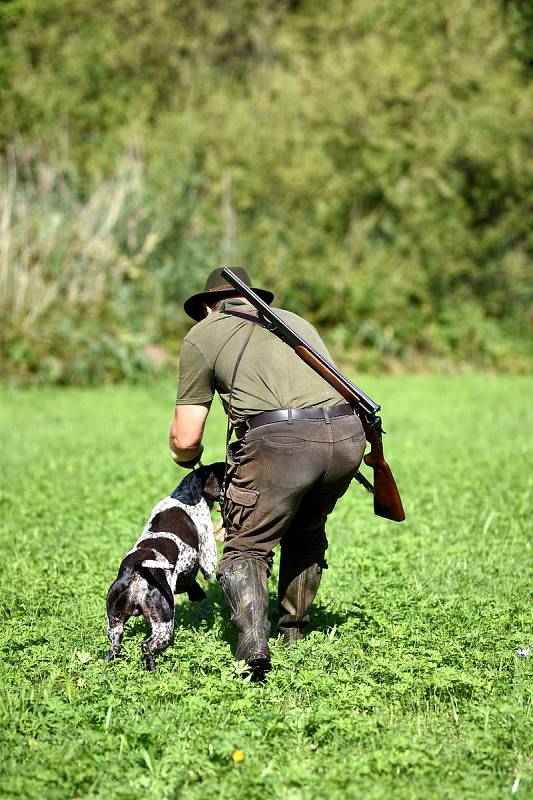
[214,504,227,541]
[214,521,227,542]
[171,444,204,469]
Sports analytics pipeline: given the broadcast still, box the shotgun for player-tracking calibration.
[220,267,405,522]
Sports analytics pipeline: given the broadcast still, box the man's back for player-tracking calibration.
[176,297,345,424]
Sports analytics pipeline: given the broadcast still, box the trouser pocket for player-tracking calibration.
[224,483,260,534]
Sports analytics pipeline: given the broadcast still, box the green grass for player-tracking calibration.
[1,375,532,799]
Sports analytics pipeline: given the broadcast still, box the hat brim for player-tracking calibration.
[184,287,274,322]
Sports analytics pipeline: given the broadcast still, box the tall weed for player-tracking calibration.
[0,154,166,383]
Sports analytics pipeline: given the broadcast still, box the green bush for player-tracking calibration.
[0,0,531,382]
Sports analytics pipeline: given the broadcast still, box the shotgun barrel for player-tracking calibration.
[221,268,379,415]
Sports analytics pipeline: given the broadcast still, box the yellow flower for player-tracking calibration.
[232,750,245,763]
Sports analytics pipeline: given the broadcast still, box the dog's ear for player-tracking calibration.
[199,462,225,508]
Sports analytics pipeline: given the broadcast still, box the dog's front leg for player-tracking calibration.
[106,614,126,660]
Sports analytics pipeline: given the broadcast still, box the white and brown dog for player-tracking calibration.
[106,463,225,670]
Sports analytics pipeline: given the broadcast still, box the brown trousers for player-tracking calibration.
[219,414,367,574]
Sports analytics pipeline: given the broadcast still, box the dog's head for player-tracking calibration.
[196,462,226,509]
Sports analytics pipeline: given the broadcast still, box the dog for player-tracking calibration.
[105,462,225,670]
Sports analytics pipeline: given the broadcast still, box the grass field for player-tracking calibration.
[1,375,532,799]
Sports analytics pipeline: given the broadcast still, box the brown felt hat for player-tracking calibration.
[184,267,274,322]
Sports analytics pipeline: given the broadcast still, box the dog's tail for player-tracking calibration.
[133,554,174,608]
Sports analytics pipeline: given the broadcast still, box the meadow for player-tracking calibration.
[1,374,531,799]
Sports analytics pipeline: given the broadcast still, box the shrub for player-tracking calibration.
[0,0,531,382]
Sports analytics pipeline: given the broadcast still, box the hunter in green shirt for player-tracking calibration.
[169,268,366,682]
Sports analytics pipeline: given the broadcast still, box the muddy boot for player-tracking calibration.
[277,555,323,646]
[219,558,271,681]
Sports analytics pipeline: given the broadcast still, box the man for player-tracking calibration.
[170,268,366,680]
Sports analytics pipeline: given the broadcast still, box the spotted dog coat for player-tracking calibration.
[129,471,218,586]
[106,463,225,670]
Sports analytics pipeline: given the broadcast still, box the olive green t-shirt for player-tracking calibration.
[176,298,344,425]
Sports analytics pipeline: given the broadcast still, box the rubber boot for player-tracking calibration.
[277,556,323,646]
[219,558,271,681]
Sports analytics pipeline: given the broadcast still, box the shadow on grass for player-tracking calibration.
[177,585,375,648]
[110,585,376,662]
[174,582,235,646]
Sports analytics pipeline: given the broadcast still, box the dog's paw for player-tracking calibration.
[143,654,157,672]
[105,649,119,661]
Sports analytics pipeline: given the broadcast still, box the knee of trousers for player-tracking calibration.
[279,538,328,570]
[281,523,328,553]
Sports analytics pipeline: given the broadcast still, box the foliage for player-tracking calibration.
[0,0,532,382]
[0,375,532,798]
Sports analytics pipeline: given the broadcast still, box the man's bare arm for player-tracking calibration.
[169,403,211,467]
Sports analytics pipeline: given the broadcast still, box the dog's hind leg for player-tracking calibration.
[106,578,135,661]
[142,616,174,672]
[140,586,174,671]
[106,613,126,661]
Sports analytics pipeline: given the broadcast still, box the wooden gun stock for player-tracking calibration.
[363,425,405,522]
[295,346,405,522]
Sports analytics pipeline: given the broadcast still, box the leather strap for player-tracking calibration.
[226,323,256,437]
[221,321,256,514]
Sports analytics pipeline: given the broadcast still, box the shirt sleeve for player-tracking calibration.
[175,339,215,405]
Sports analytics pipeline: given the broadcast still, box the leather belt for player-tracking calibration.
[240,403,356,435]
